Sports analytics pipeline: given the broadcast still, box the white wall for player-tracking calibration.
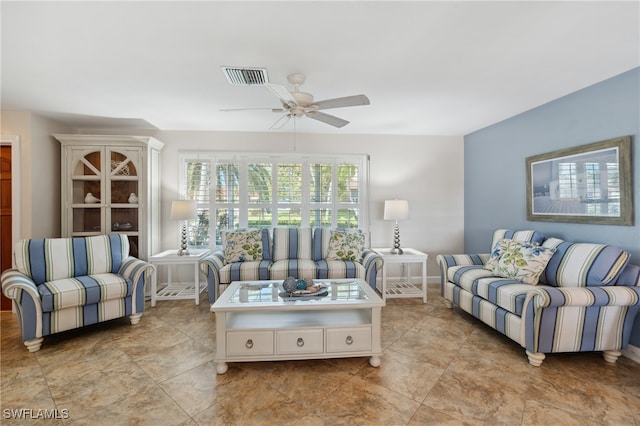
[156,130,464,277]
[0,114,465,278]
[1,111,70,238]
[29,115,66,237]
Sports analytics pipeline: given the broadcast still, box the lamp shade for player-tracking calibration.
[384,199,409,220]
[170,200,197,221]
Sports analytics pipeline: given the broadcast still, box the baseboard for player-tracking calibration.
[622,344,640,364]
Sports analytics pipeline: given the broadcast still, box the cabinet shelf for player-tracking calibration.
[72,176,101,181]
[110,176,139,181]
[72,204,103,208]
[110,203,139,208]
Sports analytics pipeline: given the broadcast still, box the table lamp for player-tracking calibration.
[384,199,409,255]
[170,200,197,255]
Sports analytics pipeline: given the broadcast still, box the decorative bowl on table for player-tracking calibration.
[280,278,327,298]
[283,276,297,292]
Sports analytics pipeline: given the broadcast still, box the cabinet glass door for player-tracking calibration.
[108,149,141,257]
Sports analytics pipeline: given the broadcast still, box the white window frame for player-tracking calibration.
[179,152,370,248]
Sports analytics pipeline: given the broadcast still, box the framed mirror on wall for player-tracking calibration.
[526,135,633,225]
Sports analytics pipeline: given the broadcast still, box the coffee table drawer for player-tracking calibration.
[227,331,274,356]
[326,327,372,352]
[277,329,324,355]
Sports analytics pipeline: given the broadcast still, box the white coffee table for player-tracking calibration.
[210,279,385,374]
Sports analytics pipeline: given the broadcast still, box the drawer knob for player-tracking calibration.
[346,335,354,345]
[245,339,254,349]
[297,337,305,347]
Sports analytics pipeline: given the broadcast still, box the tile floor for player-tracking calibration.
[1,285,639,425]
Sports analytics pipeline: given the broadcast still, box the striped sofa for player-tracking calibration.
[437,229,640,366]
[202,227,383,303]
[1,234,153,352]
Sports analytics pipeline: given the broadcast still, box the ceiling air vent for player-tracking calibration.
[221,66,269,85]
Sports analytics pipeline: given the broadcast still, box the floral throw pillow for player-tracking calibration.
[485,238,527,272]
[326,230,365,262]
[487,239,556,285]
[485,240,505,272]
[224,230,263,263]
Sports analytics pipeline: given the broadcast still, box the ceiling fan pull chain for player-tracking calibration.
[293,118,297,152]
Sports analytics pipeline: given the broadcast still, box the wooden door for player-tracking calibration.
[1,146,12,310]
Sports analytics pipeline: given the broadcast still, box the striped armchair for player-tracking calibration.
[1,234,153,352]
[437,229,640,366]
[202,227,383,303]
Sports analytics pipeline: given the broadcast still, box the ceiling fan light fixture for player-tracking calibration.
[292,91,313,106]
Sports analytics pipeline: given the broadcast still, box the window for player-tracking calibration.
[180,153,369,248]
[184,160,211,249]
[558,162,577,199]
[584,162,600,200]
[554,159,622,216]
[607,162,619,200]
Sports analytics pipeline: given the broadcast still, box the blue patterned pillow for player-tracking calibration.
[616,263,640,287]
[540,238,629,287]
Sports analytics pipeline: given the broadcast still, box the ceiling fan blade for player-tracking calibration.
[269,114,291,130]
[312,94,370,110]
[265,83,296,106]
[221,108,284,112]
[305,111,349,128]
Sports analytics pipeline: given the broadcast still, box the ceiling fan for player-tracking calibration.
[222,72,370,129]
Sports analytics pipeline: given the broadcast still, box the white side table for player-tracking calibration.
[149,249,210,306]
[374,248,428,303]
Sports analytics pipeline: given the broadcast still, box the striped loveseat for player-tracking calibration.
[1,234,153,352]
[437,229,640,366]
[202,227,383,303]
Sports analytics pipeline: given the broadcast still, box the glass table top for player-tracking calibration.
[224,280,370,306]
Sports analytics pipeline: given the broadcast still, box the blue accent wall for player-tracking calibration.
[464,67,640,347]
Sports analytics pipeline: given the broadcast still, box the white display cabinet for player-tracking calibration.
[56,134,164,260]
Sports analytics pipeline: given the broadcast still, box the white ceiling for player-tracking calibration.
[2,1,638,136]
